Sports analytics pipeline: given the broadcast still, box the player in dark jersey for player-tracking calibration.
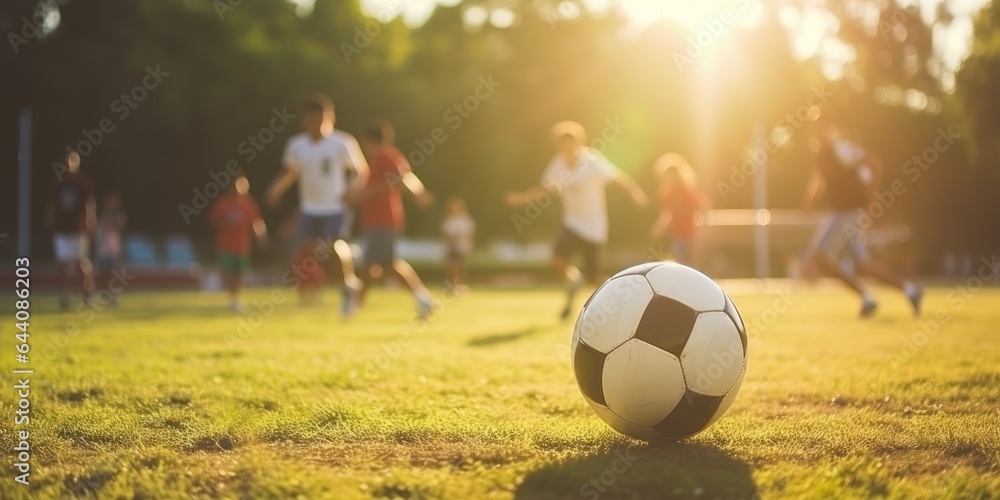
[803,114,923,317]
[46,151,97,311]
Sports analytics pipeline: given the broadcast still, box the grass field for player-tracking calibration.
[1,283,999,499]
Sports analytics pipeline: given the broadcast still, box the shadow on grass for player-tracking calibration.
[468,327,542,347]
[515,443,758,500]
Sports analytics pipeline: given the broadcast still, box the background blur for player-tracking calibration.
[3,0,999,276]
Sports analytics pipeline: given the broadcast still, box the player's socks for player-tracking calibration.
[860,294,878,318]
[59,294,70,312]
[416,292,435,320]
[903,282,924,316]
[561,269,584,320]
[341,278,362,319]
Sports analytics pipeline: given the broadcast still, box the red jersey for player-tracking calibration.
[660,185,708,238]
[209,194,260,255]
[362,145,407,231]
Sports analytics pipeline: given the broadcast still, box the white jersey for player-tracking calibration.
[442,214,476,255]
[283,130,368,216]
[542,148,618,244]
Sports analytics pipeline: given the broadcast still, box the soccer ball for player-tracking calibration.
[571,261,748,442]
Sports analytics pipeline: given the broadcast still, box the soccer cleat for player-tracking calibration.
[907,286,924,317]
[58,295,70,312]
[859,299,878,319]
[341,276,365,319]
[561,273,584,320]
[229,300,246,314]
[417,295,435,321]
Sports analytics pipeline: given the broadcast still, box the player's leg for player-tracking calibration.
[295,215,323,305]
[851,242,923,316]
[809,215,878,317]
[553,228,584,320]
[55,235,72,310]
[390,259,435,319]
[319,214,361,318]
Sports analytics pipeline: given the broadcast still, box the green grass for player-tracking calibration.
[1,283,999,499]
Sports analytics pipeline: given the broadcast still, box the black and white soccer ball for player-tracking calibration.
[571,261,748,442]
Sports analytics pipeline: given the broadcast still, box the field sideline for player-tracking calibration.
[1,284,998,499]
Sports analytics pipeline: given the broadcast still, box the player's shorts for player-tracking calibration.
[218,253,251,274]
[809,212,870,263]
[554,226,602,282]
[364,227,397,266]
[446,247,468,262]
[53,233,89,263]
[297,212,349,244]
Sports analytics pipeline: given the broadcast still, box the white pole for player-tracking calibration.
[752,121,769,280]
[18,108,33,257]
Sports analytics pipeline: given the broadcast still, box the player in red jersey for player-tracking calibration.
[210,176,268,312]
[348,121,436,319]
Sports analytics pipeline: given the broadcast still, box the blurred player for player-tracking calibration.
[649,153,709,266]
[47,150,96,311]
[441,196,475,290]
[95,192,128,305]
[266,93,369,316]
[804,113,923,317]
[349,121,435,319]
[505,121,648,319]
[210,176,268,312]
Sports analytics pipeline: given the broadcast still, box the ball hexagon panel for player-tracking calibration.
[680,311,745,397]
[645,262,726,312]
[633,295,699,357]
[651,390,725,440]
[581,394,665,443]
[602,339,685,427]
[577,275,654,353]
[724,293,748,356]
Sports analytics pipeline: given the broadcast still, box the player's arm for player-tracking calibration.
[504,184,555,208]
[85,197,97,232]
[650,210,671,239]
[266,168,299,208]
[611,169,649,207]
[803,167,825,211]
[343,137,371,201]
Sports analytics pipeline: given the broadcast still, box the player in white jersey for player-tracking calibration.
[266,93,370,317]
[506,121,648,319]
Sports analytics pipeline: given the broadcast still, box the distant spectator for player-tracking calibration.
[442,197,475,290]
[96,192,128,305]
[47,150,96,311]
[650,153,709,266]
